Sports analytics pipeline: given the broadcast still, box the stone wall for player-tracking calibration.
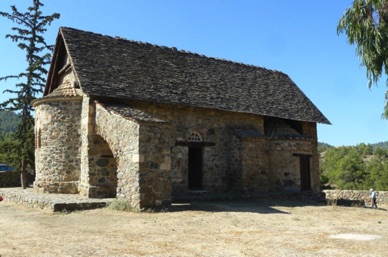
[79,97,117,198]
[94,103,142,209]
[228,136,269,192]
[33,97,82,194]
[138,124,172,208]
[267,139,319,192]
[86,133,117,198]
[93,103,173,210]
[79,96,93,196]
[324,190,388,205]
[137,102,267,193]
[303,122,320,191]
[32,92,321,211]
[241,138,269,192]
[129,101,319,194]
[171,145,188,193]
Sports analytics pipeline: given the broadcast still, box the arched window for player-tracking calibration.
[188,132,202,142]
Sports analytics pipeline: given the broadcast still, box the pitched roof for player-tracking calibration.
[47,27,330,124]
[99,103,167,124]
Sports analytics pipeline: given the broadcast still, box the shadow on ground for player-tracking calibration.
[167,198,322,214]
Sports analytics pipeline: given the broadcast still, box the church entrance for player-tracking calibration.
[299,155,311,191]
[188,147,203,190]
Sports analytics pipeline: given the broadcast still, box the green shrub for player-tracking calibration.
[106,199,133,211]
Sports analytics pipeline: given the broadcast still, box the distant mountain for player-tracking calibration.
[318,142,334,153]
[318,141,388,152]
[371,141,388,150]
[0,110,20,133]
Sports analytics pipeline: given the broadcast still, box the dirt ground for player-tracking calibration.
[0,199,387,257]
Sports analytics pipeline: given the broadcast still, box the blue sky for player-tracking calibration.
[0,0,387,147]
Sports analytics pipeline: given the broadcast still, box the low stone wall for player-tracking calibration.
[0,171,21,187]
[324,190,388,206]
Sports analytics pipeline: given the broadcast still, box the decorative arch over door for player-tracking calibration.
[187,131,203,190]
[188,131,202,142]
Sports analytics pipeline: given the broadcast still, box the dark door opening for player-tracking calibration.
[300,155,311,191]
[188,147,203,190]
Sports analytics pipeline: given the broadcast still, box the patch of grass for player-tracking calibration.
[327,199,337,206]
[106,199,133,212]
[106,199,168,212]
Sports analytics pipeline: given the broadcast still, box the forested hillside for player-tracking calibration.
[319,142,388,191]
[318,142,334,153]
[371,141,388,150]
[0,110,20,134]
[0,111,20,167]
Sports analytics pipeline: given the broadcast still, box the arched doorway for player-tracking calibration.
[88,134,118,198]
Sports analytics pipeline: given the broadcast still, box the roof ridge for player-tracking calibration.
[60,26,284,76]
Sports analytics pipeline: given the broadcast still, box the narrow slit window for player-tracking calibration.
[36,128,41,149]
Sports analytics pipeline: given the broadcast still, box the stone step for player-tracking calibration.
[0,187,114,212]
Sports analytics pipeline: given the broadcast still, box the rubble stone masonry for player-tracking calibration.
[33,97,82,193]
[33,95,320,210]
[324,190,388,206]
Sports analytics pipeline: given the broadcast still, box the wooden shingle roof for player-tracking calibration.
[47,27,330,124]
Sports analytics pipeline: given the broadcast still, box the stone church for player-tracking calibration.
[32,27,330,210]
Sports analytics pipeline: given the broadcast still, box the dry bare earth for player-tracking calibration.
[0,199,387,257]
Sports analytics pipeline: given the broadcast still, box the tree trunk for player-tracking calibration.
[20,158,27,189]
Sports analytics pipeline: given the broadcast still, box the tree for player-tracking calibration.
[0,0,59,188]
[0,133,20,169]
[336,149,366,189]
[364,155,388,190]
[322,146,366,189]
[318,142,334,153]
[320,143,388,190]
[337,0,388,117]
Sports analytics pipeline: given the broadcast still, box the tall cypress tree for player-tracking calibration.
[0,0,60,188]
